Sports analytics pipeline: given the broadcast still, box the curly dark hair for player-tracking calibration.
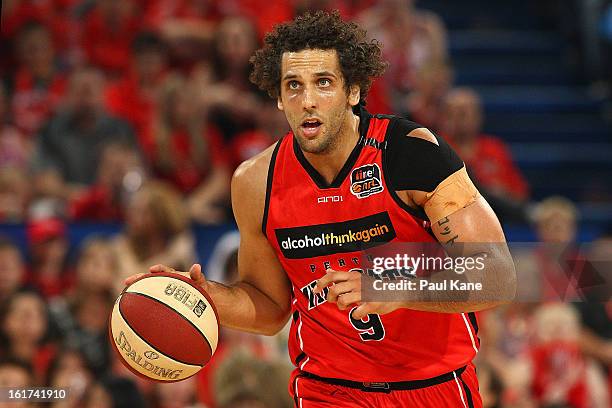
[249,10,387,100]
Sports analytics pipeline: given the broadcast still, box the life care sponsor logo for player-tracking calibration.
[275,212,397,259]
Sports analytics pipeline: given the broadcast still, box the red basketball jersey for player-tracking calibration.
[263,108,479,382]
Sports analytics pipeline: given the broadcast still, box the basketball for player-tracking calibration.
[108,273,219,382]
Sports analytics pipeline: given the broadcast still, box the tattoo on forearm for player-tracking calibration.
[437,217,459,245]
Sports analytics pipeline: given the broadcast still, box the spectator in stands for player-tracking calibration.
[0,289,54,383]
[143,74,230,224]
[46,348,95,408]
[530,302,609,408]
[33,67,135,200]
[0,168,31,222]
[94,377,146,408]
[213,350,292,408]
[113,181,196,290]
[476,363,504,408]
[209,16,262,141]
[533,196,578,244]
[573,231,612,371]
[153,376,204,408]
[0,82,29,169]
[81,0,141,76]
[106,31,168,142]
[441,88,529,224]
[229,95,287,171]
[26,218,72,300]
[531,196,586,301]
[477,303,536,408]
[49,238,117,374]
[69,142,147,222]
[404,59,453,132]
[11,22,67,137]
[82,382,114,408]
[359,0,448,112]
[0,357,34,408]
[0,238,27,304]
[143,0,218,69]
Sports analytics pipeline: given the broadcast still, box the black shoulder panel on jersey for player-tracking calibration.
[384,118,463,192]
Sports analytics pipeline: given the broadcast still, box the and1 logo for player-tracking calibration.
[350,164,384,199]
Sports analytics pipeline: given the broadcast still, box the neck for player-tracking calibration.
[303,111,360,185]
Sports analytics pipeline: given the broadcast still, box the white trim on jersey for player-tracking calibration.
[461,313,479,354]
[453,371,468,408]
[297,314,310,371]
[295,377,303,408]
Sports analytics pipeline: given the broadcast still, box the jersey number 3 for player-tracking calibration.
[349,307,385,341]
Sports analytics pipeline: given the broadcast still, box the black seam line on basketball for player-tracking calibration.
[381,117,429,222]
[262,138,283,238]
[459,375,475,408]
[121,292,213,365]
[116,299,203,368]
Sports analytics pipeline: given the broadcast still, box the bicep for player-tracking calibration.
[430,196,507,258]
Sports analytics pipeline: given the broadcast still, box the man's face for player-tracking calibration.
[443,91,482,141]
[278,49,359,154]
[0,248,24,299]
[69,71,104,115]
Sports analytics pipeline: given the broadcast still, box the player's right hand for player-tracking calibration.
[124,264,209,291]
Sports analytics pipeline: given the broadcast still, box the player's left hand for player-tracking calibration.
[314,269,407,320]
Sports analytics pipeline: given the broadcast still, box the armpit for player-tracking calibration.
[422,167,479,223]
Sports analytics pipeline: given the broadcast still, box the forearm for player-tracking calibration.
[206,280,290,336]
[366,247,516,313]
[401,253,516,313]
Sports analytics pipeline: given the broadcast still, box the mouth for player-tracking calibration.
[300,118,322,138]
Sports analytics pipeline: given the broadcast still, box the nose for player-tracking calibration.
[302,85,317,111]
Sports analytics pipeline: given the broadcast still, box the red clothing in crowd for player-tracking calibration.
[0,0,75,52]
[229,0,292,38]
[11,69,67,136]
[531,341,588,408]
[449,134,529,200]
[81,7,141,75]
[26,267,75,300]
[143,0,220,29]
[141,126,229,193]
[69,185,123,222]
[105,73,157,139]
[229,129,275,170]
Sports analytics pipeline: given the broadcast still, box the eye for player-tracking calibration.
[288,80,300,90]
[318,78,331,87]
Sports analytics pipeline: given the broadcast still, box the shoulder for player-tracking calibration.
[384,118,463,192]
[232,142,278,194]
[231,142,280,228]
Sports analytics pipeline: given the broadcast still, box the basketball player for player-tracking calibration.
[126,11,516,407]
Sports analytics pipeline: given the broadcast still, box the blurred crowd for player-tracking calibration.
[0,0,610,407]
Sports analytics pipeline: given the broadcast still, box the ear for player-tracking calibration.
[348,85,360,107]
[277,96,284,111]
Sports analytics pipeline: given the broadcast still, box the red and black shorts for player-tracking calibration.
[289,363,482,408]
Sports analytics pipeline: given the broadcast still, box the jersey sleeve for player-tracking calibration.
[385,119,464,193]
